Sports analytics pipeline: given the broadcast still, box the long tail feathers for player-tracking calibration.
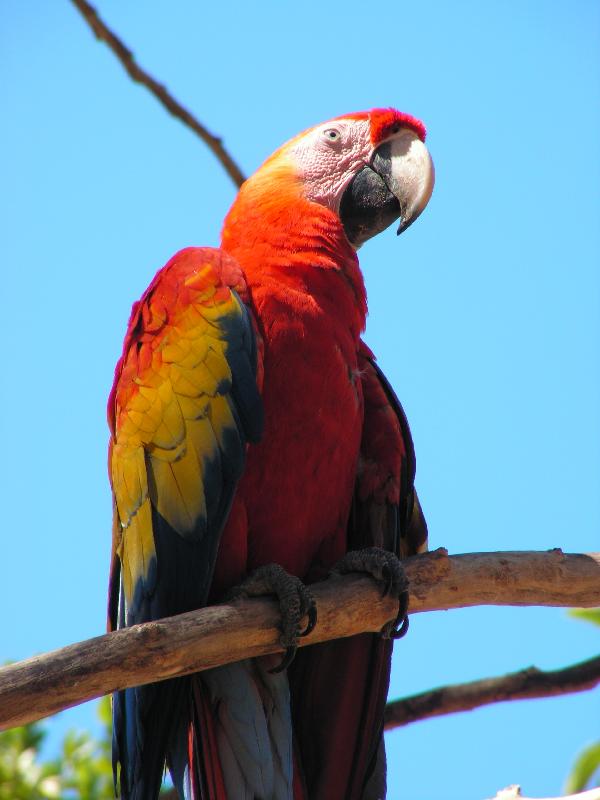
[113,679,183,800]
[115,640,383,800]
[289,634,392,800]
[163,661,295,800]
[200,659,294,800]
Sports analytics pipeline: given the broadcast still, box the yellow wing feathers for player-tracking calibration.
[108,248,261,610]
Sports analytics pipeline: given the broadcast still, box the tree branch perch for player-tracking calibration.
[69,0,246,188]
[0,549,598,730]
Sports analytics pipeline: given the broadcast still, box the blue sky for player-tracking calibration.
[1,1,598,798]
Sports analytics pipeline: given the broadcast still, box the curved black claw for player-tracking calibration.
[332,547,409,641]
[228,564,317,673]
[302,601,318,637]
[273,645,297,674]
[389,589,410,639]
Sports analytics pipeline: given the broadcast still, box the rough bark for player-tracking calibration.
[0,549,598,730]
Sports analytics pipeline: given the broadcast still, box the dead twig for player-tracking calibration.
[385,653,600,729]
[69,0,246,187]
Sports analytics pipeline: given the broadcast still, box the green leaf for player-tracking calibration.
[565,741,600,792]
[568,608,600,627]
[0,699,115,800]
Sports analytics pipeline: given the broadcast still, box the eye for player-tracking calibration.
[322,128,341,143]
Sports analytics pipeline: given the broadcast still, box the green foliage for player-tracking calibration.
[569,608,600,627]
[566,742,600,794]
[565,609,600,792]
[0,697,178,799]
[0,698,113,800]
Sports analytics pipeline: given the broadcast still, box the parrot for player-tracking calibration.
[107,107,434,800]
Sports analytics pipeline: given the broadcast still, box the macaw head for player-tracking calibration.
[228,108,434,249]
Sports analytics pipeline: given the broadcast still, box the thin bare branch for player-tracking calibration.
[384,654,600,730]
[0,549,598,730]
[69,0,246,188]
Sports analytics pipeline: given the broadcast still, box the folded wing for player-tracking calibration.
[107,246,263,798]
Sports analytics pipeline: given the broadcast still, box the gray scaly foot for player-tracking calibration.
[229,564,317,672]
[332,547,409,639]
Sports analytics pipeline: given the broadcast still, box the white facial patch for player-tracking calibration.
[288,120,374,213]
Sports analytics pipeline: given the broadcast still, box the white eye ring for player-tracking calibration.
[322,128,341,142]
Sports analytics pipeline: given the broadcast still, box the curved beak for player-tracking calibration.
[372,131,435,234]
[339,129,434,247]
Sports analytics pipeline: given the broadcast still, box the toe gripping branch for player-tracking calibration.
[228,564,317,673]
[331,547,410,640]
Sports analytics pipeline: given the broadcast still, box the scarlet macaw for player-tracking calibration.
[108,108,433,799]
